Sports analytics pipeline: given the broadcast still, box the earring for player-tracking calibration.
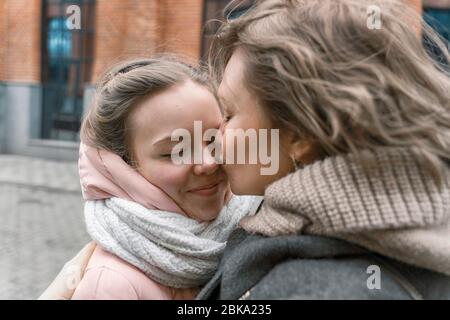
[291,154,301,171]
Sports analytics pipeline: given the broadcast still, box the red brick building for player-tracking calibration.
[0,0,233,159]
[0,0,204,82]
[0,0,425,160]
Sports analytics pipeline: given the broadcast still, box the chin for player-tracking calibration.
[199,209,221,222]
[193,199,226,222]
[230,185,249,196]
[230,182,264,196]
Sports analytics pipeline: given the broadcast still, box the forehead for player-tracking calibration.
[128,80,222,142]
[218,50,246,98]
[218,49,256,111]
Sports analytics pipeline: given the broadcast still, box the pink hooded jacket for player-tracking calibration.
[72,143,207,300]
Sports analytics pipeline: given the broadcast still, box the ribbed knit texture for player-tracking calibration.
[240,148,450,275]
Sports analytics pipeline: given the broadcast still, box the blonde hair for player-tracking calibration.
[80,55,208,165]
[210,0,450,177]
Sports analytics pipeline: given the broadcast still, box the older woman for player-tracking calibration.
[198,0,450,299]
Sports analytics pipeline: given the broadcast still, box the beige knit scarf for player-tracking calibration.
[240,148,450,275]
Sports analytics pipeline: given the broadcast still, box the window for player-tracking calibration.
[423,2,450,70]
[201,0,254,60]
[41,0,95,141]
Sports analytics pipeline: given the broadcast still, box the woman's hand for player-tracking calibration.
[38,241,96,300]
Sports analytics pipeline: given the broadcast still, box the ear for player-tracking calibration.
[282,130,315,164]
[290,140,314,163]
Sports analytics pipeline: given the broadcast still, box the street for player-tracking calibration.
[0,155,90,299]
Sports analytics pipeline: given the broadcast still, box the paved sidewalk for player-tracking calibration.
[0,155,90,300]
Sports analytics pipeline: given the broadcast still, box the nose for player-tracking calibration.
[193,144,220,175]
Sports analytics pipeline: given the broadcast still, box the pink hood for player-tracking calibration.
[76,142,196,299]
[78,142,183,213]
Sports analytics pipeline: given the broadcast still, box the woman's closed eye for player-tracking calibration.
[160,154,172,158]
[161,149,184,158]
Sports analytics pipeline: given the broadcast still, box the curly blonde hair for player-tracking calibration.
[210,0,450,178]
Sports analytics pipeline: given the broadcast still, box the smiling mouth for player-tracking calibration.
[188,182,222,196]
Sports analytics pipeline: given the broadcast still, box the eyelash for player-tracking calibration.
[161,150,184,158]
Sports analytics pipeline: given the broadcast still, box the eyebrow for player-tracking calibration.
[152,136,178,147]
[217,95,233,114]
[153,121,221,147]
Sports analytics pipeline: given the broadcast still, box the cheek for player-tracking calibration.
[225,164,265,195]
[140,162,191,198]
[221,129,232,163]
[221,116,246,162]
[220,113,283,195]
[221,114,268,165]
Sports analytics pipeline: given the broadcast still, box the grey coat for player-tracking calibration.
[196,228,450,300]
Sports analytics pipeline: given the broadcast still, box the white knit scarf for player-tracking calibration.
[84,195,261,288]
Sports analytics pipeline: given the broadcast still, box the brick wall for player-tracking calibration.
[0,1,5,81]
[1,0,41,83]
[407,0,423,13]
[405,0,423,35]
[0,0,204,83]
[92,0,159,81]
[162,0,203,63]
[91,0,203,82]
